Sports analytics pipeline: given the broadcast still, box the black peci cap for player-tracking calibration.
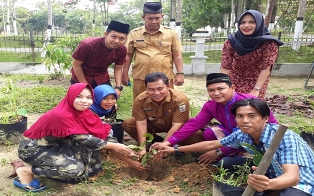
[143,2,162,14]
[107,20,130,34]
[206,73,232,86]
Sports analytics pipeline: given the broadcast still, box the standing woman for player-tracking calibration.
[14,83,136,192]
[220,10,283,99]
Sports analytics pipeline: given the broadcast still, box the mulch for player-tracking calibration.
[265,94,314,118]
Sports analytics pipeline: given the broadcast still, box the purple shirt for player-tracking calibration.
[168,92,278,145]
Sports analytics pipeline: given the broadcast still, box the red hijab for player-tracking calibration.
[23,83,111,140]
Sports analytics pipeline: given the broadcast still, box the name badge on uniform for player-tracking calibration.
[136,39,144,42]
[178,103,186,112]
[143,108,153,111]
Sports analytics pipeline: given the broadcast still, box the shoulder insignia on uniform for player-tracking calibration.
[178,103,186,112]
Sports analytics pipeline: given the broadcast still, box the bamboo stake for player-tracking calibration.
[242,124,289,196]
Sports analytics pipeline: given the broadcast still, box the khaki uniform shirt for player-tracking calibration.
[126,25,182,80]
[133,89,189,132]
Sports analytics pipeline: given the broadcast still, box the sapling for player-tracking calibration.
[127,133,157,166]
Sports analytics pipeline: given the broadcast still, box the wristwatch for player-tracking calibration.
[115,86,123,91]
[215,149,223,156]
[173,144,179,155]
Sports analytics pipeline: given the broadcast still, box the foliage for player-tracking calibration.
[127,133,157,167]
[0,79,27,124]
[182,0,231,34]
[211,160,251,188]
[43,34,87,77]
[241,143,263,165]
[276,0,314,32]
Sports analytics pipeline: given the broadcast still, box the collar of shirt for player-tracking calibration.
[142,25,165,35]
[225,92,238,107]
[259,123,277,145]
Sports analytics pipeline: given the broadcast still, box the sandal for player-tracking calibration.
[7,159,25,178]
[13,177,46,192]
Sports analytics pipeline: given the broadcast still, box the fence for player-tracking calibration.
[0,31,313,57]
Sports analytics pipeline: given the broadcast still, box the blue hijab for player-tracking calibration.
[228,10,283,56]
[90,84,117,117]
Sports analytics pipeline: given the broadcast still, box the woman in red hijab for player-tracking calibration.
[13,83,136,192]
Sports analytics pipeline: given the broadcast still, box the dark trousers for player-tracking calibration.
[215,157,311,196]
[70,79,111,89]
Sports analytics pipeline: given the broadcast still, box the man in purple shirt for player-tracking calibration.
[152,73,278,163]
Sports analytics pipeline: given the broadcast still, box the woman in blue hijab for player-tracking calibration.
[90,85,123,143]
[220,10,283,99]
[89,84,147,171]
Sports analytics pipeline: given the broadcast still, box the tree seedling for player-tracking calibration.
[127,133,157,167]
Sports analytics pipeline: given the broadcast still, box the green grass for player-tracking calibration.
[0,74,313,134]
[0,52,44,62]
[182,45,314,64]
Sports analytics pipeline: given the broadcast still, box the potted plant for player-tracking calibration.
[212,143,263,196]
[99,110,124,144]
[0,79,27,144]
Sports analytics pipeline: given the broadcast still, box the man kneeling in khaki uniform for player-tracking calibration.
[122,72,202,158]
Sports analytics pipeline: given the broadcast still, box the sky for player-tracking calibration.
[16,0,123,11]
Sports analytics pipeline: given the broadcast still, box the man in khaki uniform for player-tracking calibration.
[122,72,191,157]
[122,2,184,100]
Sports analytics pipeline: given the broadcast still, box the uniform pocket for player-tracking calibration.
[162,42,171,53]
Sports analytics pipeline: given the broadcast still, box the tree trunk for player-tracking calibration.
[6,0,10,36]
[41,0,53,57]
[169,0,176,30]
[292,0,306,50]
[269,0,278,31]
[92,0,96,34]
[12,0,17,35]
[176,0,182,38]
[264,0,275,28]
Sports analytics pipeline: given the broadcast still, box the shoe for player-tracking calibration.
[13,177,46,192]
[7,159,24,178]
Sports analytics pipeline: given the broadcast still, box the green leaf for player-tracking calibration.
[141,153,148,166]
[127,144,143,152]
[17,108,27,116]
[143,133,154,143]
[241,143,264,165]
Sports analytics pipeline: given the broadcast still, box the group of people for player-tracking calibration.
[10,1,314,196]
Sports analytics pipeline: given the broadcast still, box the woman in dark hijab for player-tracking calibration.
[220,10,283,99]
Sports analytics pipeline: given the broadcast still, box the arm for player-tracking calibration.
[122,53,133,86]
[114,64,123,97]
[173,51,184,85]
[72,59,87,83]
[136,119,148,157]
[220,67,230,75]
[164,122,184,141]
[249,65,271,97]
[109,150,146,171]
[159,140,223,154]
[220,40,233,75]
[70,134,106,150]
[248,164,300,192]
